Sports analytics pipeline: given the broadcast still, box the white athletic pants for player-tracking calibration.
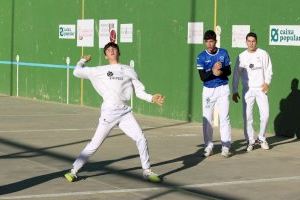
[202,84,231,149]
[72,105,150,173]
[242,89,269,144]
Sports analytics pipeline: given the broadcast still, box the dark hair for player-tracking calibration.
[246,32,257,41]
[103,42,120,55]
[204,30,217,41]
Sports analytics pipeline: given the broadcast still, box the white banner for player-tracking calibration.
[187,22,203,44]
[270,25,300,46]
[99,19,118,48]
[59,24,76,39]
[77,19,94,47]
[232,25,250,48]
[120,24,133,43]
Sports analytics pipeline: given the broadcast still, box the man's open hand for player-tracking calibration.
[152,94,165,106]
[262,83,269,93]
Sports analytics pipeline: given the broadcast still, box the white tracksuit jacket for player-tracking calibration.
[232,48,273,93]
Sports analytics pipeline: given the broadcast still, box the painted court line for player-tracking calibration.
[0,114,85,117]
[1,176,300,199]
[0,60,75,69]
[0,128,95,133]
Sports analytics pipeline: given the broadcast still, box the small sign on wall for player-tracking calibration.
[270,25,300,46]
[232,25,250,48]
[59,25,76,39]
[187,22,203,44]
[77,19,94,47]
[99,19,118,48]
[120,24,133,43]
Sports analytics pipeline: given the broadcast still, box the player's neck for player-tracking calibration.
[247,48,257,53]
[109,60,119,65]
[207,47,218,54]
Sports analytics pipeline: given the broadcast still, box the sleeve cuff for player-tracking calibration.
[265,79,271,85]
[80,58,87,63]
[147,94,153,103]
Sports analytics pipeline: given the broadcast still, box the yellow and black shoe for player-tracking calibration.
[143,169,161,183]
[64,172,77,182]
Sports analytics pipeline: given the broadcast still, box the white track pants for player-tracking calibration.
[72,105,150,173]
[242,89,269,144]
[202,84,231,149]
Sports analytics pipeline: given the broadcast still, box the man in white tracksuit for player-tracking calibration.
[232,32,273,151]
[64,42,164,183]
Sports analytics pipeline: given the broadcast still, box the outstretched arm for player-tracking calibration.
[132,79,165,106]
[130,69,165,106]
[73,55,92,79]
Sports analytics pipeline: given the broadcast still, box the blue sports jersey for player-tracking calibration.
[196,48,231,88]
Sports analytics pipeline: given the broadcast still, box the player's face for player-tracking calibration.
[246,36,257,52]
[205,39,217,52]
[105,47,119,63]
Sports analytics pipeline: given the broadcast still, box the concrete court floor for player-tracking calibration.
[0,96,299,200]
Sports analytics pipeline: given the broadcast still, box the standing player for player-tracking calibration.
[232,32,273,151]
[64,42,164,183]
[196,30,232,157]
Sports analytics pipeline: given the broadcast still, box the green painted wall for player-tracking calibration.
[0,0,299,134]
[0,0,14,95]
[218,0,300,132]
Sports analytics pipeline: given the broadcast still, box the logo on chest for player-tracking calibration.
[107,71,123,80]
[219,56,225,62]
[107,71,114,77]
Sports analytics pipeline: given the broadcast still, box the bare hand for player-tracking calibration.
[212,62,222,76]
[261,83,269,93]
[83,55,92,62]
[232,93,240,103]
[152,94,165,106]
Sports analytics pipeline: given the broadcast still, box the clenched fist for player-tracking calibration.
[83,55,92,62]
[212,61,222,76]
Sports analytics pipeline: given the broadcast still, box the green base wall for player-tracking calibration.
[0,0,299,134]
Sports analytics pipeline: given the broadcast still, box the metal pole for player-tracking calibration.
[16,54,19,97]
[66,57,70,104]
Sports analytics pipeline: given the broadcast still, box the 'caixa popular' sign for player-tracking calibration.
[270,25,300,46]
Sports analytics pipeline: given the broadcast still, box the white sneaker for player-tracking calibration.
[246,143,255,152]
[259,140,270,150]
[143,169,161,183]
[221,147,231,158]
[203,146,213,157]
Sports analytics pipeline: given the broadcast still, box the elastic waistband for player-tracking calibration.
[204,83,228,89]
[243,87,263,91]
[102,101,129,108]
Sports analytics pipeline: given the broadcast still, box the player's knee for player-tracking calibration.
[135,134,147,144]
[219,115,230,126]
[87,139,101,151]
[260,115,269,123]
[246,116,253,122]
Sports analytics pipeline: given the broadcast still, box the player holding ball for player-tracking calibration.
[64,42,164,183]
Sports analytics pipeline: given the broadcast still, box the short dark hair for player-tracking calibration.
[103,42,120,55]
[246,32,257,41]
[204,30,217,41]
